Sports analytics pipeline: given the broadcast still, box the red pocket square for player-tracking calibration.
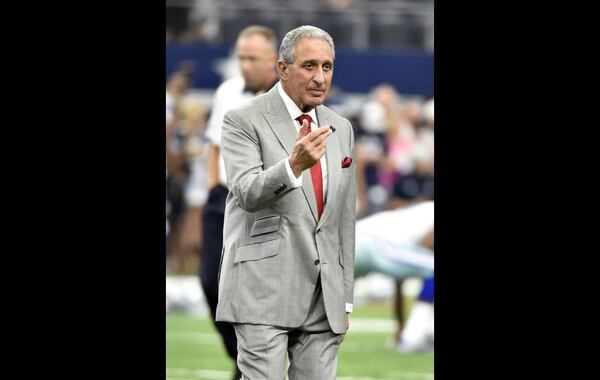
[342,157,353,168]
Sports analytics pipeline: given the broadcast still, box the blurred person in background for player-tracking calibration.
[341,84,436,350]
[388,97,435,208]
[166,71,190,271]
[166,71,189,128]
[385,99,419,200]
[178,100,210,274]
[358,84,395,189]
[354,201,434,280]
[411,95,434,200]
[354,200,434,348]
[199,25,279,380]
[357,84,409,213]
[397,275,434,353]
[384,98,434,348]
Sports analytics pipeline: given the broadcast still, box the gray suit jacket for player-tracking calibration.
[215,85,356,334]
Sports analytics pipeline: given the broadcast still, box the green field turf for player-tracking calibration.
[167,302,433,380]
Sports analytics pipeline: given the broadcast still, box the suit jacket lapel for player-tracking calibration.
[316,106,341,230]
[264,87,296,156]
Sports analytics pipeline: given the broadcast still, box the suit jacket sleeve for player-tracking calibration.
[340,118,356,306]
[221,108,296,212]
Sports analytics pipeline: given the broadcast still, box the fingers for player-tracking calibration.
[306,125,332,142]
[316,146,326,159]
[314,128,332,146]
[309,137,327,155]
[305,144,326,163]
[300,127,332,150]
[294,125,332,165]
[310,133,330,157]
[295,119,309,141]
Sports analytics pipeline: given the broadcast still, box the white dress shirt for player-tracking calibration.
[205,77,257,187]
[278,83,353,314]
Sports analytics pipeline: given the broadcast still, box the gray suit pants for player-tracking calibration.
[234,277,343,380]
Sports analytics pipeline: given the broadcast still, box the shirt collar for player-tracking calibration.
[277,82,317,124]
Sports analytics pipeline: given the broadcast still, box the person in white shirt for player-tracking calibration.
[355,201,434,280]
[354,200,434,351]
[166,72,188,127]
[198,25,279,380]
[166,71,189,263]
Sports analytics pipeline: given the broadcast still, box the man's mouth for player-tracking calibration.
[308,88,325,96]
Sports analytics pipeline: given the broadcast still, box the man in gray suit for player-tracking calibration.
[216,25,356,379]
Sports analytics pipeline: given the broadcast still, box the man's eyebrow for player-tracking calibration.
[300,59,333,65]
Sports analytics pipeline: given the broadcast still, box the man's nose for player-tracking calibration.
[313,68,325,86]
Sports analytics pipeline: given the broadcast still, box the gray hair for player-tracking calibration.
[279,25,335,64]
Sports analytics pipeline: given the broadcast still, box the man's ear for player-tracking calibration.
[277,60,288,80]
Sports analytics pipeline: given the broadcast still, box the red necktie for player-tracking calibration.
[296,114,323,219]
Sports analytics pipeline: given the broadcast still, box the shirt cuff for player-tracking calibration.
[284,158,303,188]
[345,303,353,313]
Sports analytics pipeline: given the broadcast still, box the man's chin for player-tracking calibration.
[305,95,326,107]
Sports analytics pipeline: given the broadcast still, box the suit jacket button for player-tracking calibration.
[314,259,320,265]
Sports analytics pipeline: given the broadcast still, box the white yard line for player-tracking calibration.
[167,367,433,380]
[167,368,230,379]
[346,318,396,332]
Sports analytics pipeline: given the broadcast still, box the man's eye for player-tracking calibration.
[304,64,313,69]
